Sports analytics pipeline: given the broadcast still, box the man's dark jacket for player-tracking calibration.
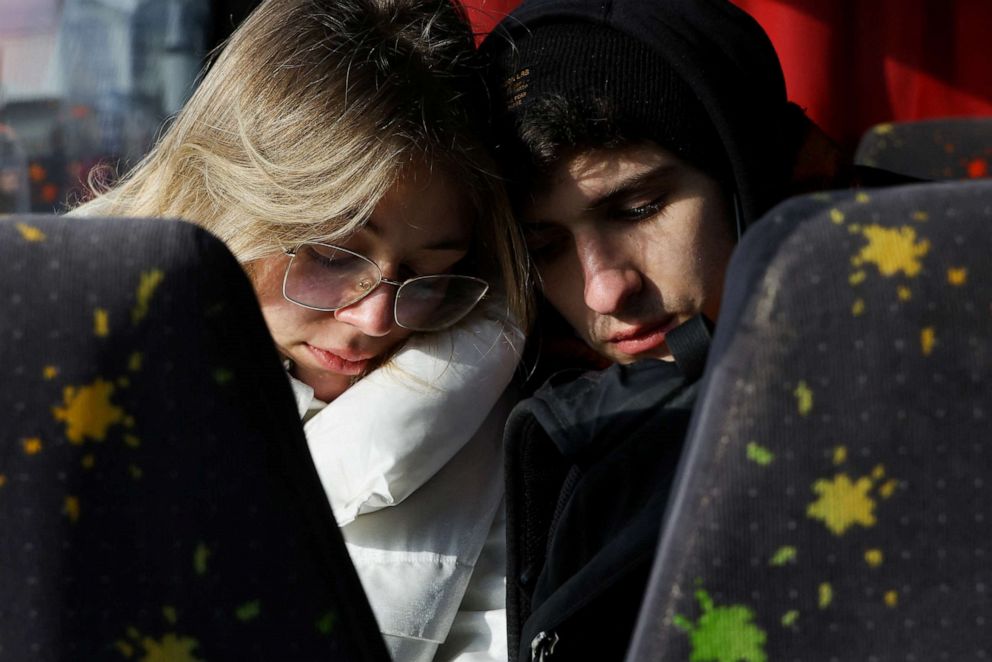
[503,321,710,661]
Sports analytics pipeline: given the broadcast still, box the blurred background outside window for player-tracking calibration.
[4,0,989,216]
[0,0,211,213]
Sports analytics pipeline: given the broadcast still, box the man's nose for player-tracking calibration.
[334,284,396,336]
[575,233,642,316]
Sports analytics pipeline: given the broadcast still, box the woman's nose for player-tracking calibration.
[333,284,396,337]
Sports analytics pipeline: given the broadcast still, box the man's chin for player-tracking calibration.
[595,343,675,365]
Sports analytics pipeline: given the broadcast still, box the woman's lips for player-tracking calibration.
[305,343,373,376]
[606,318,680,356]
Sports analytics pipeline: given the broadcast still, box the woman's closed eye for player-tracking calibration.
[305,245,365,272]
[400,249,471,280]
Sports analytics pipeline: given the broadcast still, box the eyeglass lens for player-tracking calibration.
[283,244,488,331]
[394,276,487,330]
[284,244,377,310]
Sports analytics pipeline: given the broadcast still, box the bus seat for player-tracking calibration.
[0,215,388,661]
[627,181,992,661]
[855,117,992,181]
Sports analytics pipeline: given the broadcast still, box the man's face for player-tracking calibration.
[522,142,736,364]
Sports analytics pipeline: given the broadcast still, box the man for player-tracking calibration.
[479,1,852,660]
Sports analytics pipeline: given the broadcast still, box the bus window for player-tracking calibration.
[0,0,210,212]
[0,123,29,213]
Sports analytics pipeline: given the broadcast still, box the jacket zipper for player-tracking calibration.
[530,630,558,661]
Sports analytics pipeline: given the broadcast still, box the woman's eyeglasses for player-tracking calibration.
[282,243,489,332]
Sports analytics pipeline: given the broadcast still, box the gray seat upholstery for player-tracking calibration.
[0,215,388,661]
[855,117,992,181]
[627,181,992,661]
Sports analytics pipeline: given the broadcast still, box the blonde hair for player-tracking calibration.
[76,0,530,326]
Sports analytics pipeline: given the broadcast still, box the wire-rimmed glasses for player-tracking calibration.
[282,243,489,332]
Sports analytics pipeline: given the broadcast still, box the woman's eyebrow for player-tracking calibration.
[587,163,680,211]
[364,219,470,252]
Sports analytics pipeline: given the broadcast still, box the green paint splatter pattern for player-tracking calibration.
[768,546,797,566]
[746,442,775,466]
[193,543,210,576]
[213,368,234,385]
[235,600,261,622]
[674,589,767,662]
[316,610,338,635]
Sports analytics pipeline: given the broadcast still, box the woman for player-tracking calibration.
[72,1,530,660]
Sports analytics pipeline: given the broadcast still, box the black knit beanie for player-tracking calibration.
[481,0,795,228]
[495,21,732,188]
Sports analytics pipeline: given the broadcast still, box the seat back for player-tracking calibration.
[0,215,388,661]
[627,181,992,661]
[855,117,992,181]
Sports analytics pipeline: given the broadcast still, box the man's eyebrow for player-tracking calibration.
[586,163,680,211]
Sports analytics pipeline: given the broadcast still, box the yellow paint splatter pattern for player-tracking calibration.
[845,222,935,318]
[132,270,165,325]
[94,309,110,337]
[879,479,899,499]
[807,473,877,536]
[52,378,126,443]
[16,222,46,242]
[807,455,899,536]
[947,267,967,285]
[864,549,883,567]
[129,352,143,372]
[64,496,80,523]
[851,225,930,278]
[794,381,813,416]
[138,634,203,662]
[920,327,936,356]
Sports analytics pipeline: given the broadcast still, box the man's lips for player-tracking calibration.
[605,318,680,356]
[304,343,374,376]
